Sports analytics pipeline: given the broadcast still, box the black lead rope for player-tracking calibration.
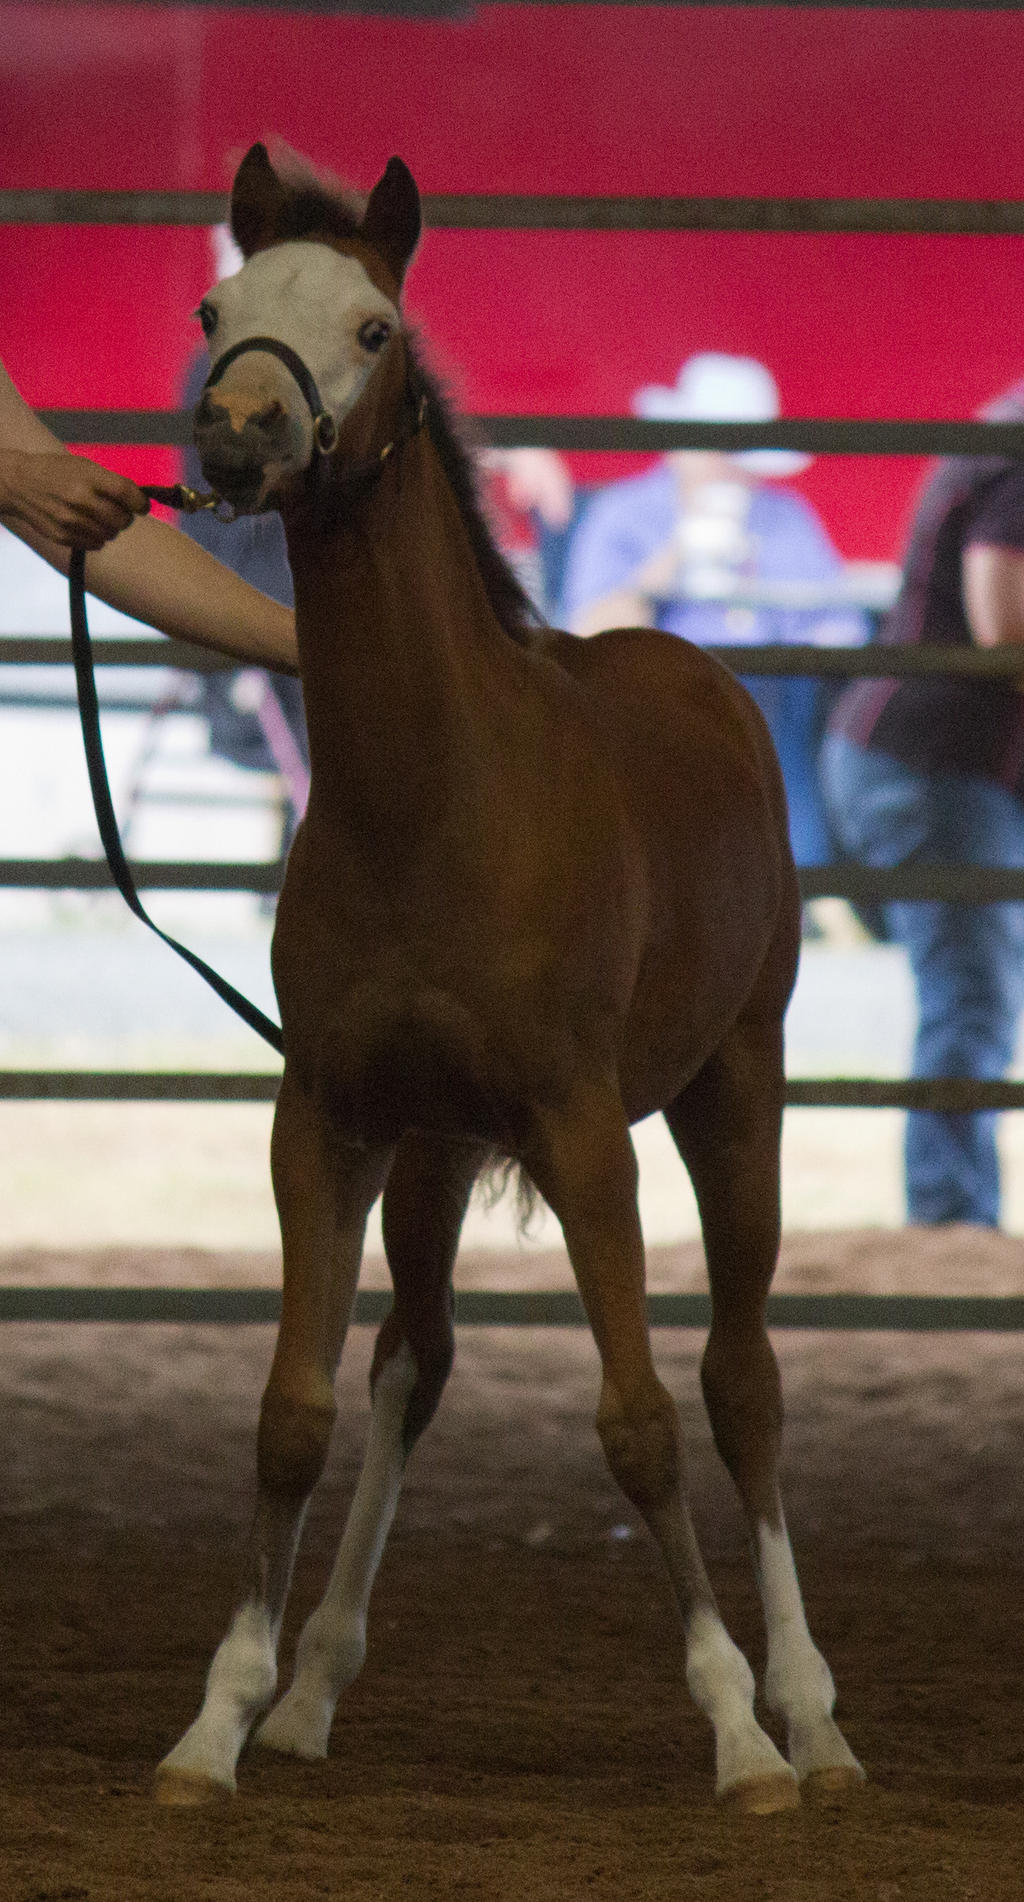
[68,529,285,1056]
[67,335,427,1056]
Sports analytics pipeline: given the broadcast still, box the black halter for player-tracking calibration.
[189,333,428,515]
[204,334,340,460]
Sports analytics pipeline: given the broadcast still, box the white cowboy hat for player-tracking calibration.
[632,352,811,477]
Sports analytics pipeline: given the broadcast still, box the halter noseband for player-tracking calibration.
[204,333,340,458]
[191,333,427,515]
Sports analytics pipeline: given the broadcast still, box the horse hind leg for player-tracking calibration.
[525,1075,798,1813]
[154,1075,391,1804]
[256,1131,481,1762]
[665,1014,863,1800]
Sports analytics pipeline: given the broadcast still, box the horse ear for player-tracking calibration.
[361,157,421,287]
[230,143,291,258]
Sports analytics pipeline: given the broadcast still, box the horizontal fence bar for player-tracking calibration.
[7,638,1024,680]
[0,636,239,672]
[0,1071,281,1101]
[480,418,1024,456]
[39,412,1024,457]
[2,1285,1024,1329]
[31,1,1024,10]
[4,858,1024,903]
[0,858,282,892]
[11,191,1024,234]
[702,644,1024,679]
[784,1078,1024,1111]
[0,692,178,716]
[2,1071,1023,1110]
[798,866,1024,902]
[0,1,1022,19]
[0,190,226,226]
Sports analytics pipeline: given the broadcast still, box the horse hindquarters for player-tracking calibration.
[155,1075,392,1803]
[665,1011,863,1798]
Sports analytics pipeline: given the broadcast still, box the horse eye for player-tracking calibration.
[358,318,392,354]
[197,301,219,340]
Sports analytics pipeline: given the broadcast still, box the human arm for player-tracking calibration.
[0,361,299,673]
[570,542,679,637]
[559,473,677,636]
[962,543,1024,649]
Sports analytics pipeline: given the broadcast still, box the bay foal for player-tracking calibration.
[155,142,861,1812]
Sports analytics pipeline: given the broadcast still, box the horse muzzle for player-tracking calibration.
[193,391,295,512]
[194,334,340,513]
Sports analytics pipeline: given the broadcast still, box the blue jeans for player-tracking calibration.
[743,675,832,867]
[820,734,1024,1226]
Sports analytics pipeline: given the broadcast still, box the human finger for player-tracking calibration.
[85,463,151,520]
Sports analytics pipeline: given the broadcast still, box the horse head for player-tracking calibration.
[192,143,421,514]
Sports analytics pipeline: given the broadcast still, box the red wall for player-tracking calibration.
[4,4,1024,559]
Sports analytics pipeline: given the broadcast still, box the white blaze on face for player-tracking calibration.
[198,241,399,480]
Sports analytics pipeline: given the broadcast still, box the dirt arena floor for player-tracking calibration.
[4,1227,1024,1902]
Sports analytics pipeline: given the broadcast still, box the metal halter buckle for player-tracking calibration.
[174,484,239,521]
[313,412,339,455]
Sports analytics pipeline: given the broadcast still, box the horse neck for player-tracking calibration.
[283,428,523,847]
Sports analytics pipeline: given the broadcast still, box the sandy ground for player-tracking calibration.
[4,1225,1024,1902]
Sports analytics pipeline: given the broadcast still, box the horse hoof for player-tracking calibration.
[154,1767,234,1807]
[720,1772,801,1816]
[801,1764,866,1803]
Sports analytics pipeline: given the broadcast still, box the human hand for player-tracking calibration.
[0,449,149,549]
[634,535,686,600]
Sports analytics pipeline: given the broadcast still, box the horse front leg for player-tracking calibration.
[526,1077,798,1814]
[256,1132,481,1762]
[154,1074,392,1804]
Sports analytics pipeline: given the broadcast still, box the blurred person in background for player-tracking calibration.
[559,353,870,870]
[822,378,1024,1229]
[483,446,578,619]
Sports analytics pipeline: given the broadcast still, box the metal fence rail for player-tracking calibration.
[8,634,1024,677]
[36,413,1024,457]
[10,191,1024,233]
[5,1071,1024,1110]
[5,0,1021,13]
[2,1287,1023,1330]
[6,856,1024,906]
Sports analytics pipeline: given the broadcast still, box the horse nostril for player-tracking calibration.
[194,390,225,429]
[252,399,285,431]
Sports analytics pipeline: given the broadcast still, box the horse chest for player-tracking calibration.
[281,973,569,1146]
[272,876,574,1142]
[270,816,600,1135]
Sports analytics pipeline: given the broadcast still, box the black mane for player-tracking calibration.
[406,337,544,648]
[248,151,368,249]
